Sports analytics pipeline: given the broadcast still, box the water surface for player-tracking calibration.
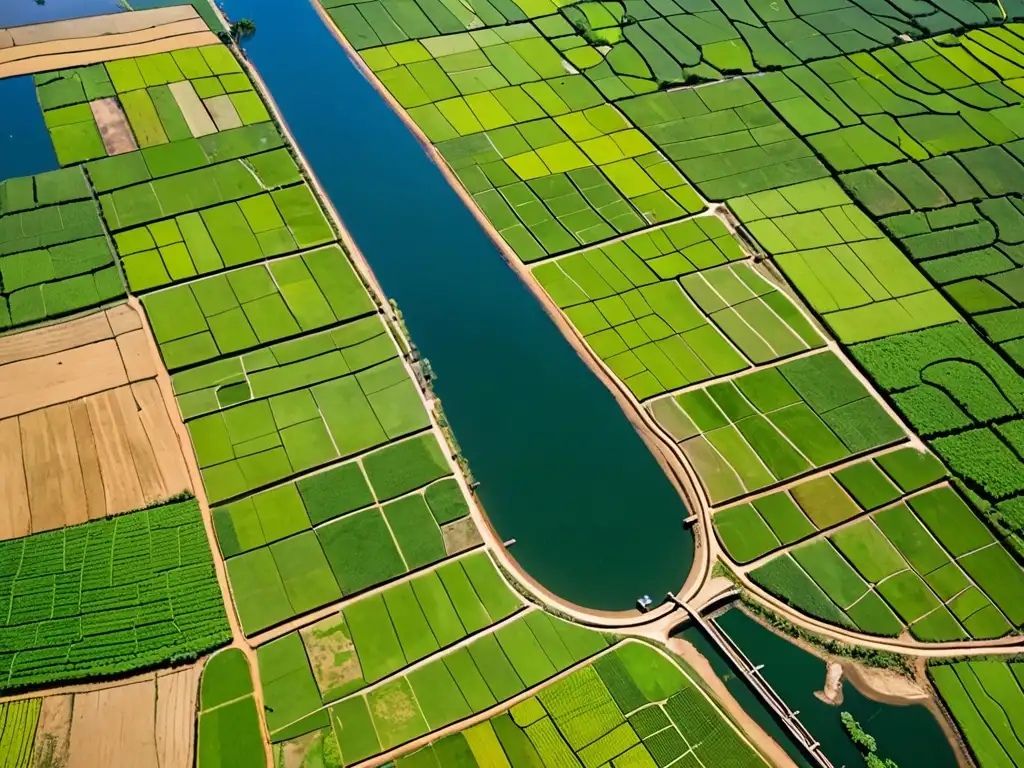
[704,610,959,767]
[209,0,693,609]
[0,0,119,27]
[0,77,58,179]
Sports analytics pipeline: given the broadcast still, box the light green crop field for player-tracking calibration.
[14,2,1024,766]
[273,641,767,767]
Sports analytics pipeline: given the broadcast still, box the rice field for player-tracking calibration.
[534,218,824,399]
[712,446,946,563]
[930,660,1024,768]
[272,641,768,767]
[750,483,1024,640]
[649,350,906,504]
[247,550,656,755]
[197,648,265,768]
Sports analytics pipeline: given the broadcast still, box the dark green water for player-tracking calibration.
[192,0,691,609]
[679,610,959,767]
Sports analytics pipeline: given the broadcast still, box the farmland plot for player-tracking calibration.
[37,47,269,166]
[534,217,823,398]
[751,484,1024,639]
[197,649,265,768]
[0,167,121,328]
[712,446,945,563]
[253,551,523,741]
[0,663,203,768]
[292,641,767,767]
[650,350,905,503]
[0,497,230,693]
[931,660,1024,768]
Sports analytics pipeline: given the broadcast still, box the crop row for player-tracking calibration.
[0,498,230,693]
[751,484,1024,639]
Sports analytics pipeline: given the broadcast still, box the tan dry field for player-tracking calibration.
[0,305,192,541]
[26,665,202,768]
[205,94,243,131]
[91,97,139,155]
[169,80,217,137]
[0,6,219,78]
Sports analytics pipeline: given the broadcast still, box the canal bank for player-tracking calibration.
[209,0,695,610]
[674,609,963,768]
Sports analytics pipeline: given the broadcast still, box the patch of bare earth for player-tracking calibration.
[300,614,364,698]
[67,679,159,768]
[156,666,202,768]
[31,694,72,768]
[442,517,483,555]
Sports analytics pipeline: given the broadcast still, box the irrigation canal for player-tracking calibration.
[677,610,960,767]
[0,0,695,610]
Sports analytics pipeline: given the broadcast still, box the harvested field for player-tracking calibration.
[91,97,139,155]
[0,664,201,768]
[0,8,219,79]
[0,306,191,541]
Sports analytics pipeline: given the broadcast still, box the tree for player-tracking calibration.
[230,18,256,42]
[842,711,898,768]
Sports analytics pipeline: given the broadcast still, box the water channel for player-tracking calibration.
[675,610,960,768]
[207,0,694,610]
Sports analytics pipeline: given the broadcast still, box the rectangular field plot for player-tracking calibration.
[535,218,761,398]
[324,0,532,48]
[931,660,1024,768]
[98,150,312,232]
[86,123,285,193]
[650,350,905,503]
[117,183,333,291]
[534,216,826,399]
[184,343,430,502]
[619,78,828,201]
[37,47,270,166]
[322,617,613,764]
[437,96,703,262]
[255,551,522,740]
[880,193,1024,368]
[300,641,766,768]
[751,484,1024,639]
[220,432,459,633]
[0,497,230,693]
[729,178,960,343]
[712,446,944,563]
[0,167,122,329]
[262,598,606,753]
[142,245,375,370]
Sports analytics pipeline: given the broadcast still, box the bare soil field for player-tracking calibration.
[0,305,191,540]
[0,7,218,78]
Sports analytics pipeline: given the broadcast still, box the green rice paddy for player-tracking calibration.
[254,551,612,757]
[272,640,767,767]
[751,484,1024,640]
[650,351,905,504]
[14,1,1024,765]
[930,660,1024,768]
